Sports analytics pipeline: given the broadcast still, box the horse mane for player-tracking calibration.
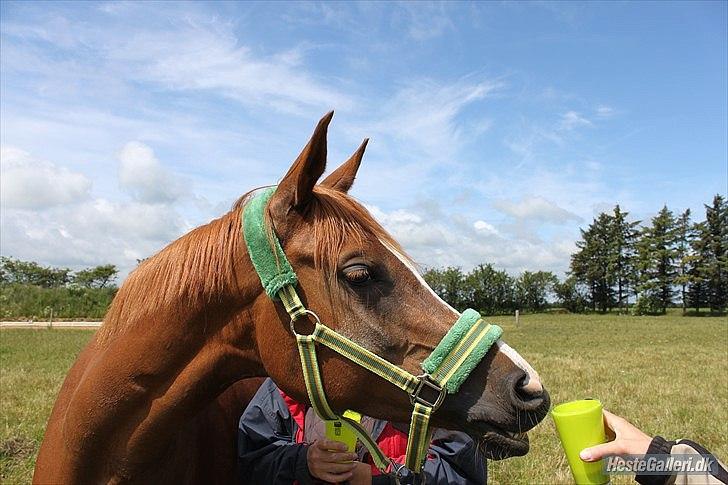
[96,205,244,344]
[97,185,409,343]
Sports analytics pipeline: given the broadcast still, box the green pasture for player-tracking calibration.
[1,313,727,484]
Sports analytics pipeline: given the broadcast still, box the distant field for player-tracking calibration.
[1,313,727,484]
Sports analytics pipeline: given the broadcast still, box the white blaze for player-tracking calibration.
[379,238,543,394]
[496,340,543,394]
[379,239,458,316]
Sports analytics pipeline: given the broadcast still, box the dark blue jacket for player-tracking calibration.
[237,378,487,484]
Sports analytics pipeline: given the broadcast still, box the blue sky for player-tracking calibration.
[1,1,726,279]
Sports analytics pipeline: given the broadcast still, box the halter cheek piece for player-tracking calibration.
[243,187,502,475]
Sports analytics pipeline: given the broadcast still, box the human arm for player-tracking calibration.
[236,382,313,484]
[580,410,727,485]
[237,385,359,484]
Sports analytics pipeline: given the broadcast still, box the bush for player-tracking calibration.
[632,295,664,315]
[0,284,116,319]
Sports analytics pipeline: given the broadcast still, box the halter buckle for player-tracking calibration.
[410,374,446,411]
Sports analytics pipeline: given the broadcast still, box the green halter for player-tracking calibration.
[243,187,503,475]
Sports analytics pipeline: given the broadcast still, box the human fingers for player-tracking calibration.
[317,470,354,483]
[318,439,349,452]
[318,460,358,474]
[580,440,625,462]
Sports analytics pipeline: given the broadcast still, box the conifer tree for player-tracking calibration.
[686,221,710,313]
[703,195,727,312]
[608,205,640,311]
[673,209,693,313]
[571,212,615,312]
[636,206,677,313]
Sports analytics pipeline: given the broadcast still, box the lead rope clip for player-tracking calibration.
[389,460,407,485]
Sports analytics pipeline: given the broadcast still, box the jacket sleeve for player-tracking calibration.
[635,436,728,485]
[236,380,313,485]
[378,429,487,485]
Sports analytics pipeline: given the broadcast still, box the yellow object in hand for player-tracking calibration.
[325,410,361,453]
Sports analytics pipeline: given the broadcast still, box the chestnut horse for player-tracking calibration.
[34,112,549,484]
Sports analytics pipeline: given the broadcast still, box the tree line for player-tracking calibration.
[567,194,726,315]
[423,266,559,315]
[424,194,726,316]
[0,258,119,319]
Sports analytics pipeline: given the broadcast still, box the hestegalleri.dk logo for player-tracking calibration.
[605,454,717,475]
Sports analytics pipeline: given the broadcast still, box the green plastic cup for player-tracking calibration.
[551,399,609,485]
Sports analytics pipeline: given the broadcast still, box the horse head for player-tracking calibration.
[246,111,550,460]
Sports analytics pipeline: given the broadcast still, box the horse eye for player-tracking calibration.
[343,264,372,285]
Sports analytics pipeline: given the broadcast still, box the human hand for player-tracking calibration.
[306,439,358,483]
[579,410,652,462]
[348,462,372,485]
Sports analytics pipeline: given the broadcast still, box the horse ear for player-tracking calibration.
[271,111,333,215]
[321,138,368,193]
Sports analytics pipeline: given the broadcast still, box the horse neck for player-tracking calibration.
[54,213,268,482]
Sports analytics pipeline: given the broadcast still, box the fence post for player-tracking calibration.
[515,309,520,326]
[48,308,53,329]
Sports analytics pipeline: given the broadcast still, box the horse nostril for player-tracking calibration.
[514,373,544,402]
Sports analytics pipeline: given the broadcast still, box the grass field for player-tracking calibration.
[1,313,727,484]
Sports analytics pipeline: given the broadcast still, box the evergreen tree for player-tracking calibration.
[636,206,677,314]
[571,212,615,312]
[608,205,640,311]
[673,209,693,313]
[703,195,728,312]
[686,221,710,313]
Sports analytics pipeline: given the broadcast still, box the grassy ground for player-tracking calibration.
[487,313,728,484]
[0,330,93,483]
[1,314,726,484]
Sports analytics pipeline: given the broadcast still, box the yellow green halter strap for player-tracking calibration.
[242,186,503,475]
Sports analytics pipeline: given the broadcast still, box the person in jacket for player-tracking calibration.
[236,378,487,484]
[580,410,727,485]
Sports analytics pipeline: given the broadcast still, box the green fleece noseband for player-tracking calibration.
[242,186,503,474]
[423,309,503,393]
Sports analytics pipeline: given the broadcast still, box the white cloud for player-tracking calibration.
[118,141,186,204]
[397,3,455,41]
[103,15,353,114]
[1,6,353,116]
[1,148,189,277]
[367,203,573,275]
[355,77,501,162]
[559,110,592,130]
[1,199,184,272]
[493,197,582,224]
[595,105,616,118]
[473,220,499,235]
[0,146,91,209]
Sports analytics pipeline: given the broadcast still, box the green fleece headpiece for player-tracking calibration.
[242,186,297,299]
[421,309,503,393]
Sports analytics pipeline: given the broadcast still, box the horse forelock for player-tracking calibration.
[298,186,410,278]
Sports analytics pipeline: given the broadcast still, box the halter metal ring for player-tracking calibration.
[410,373,446,411]
[289,309,321,336]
